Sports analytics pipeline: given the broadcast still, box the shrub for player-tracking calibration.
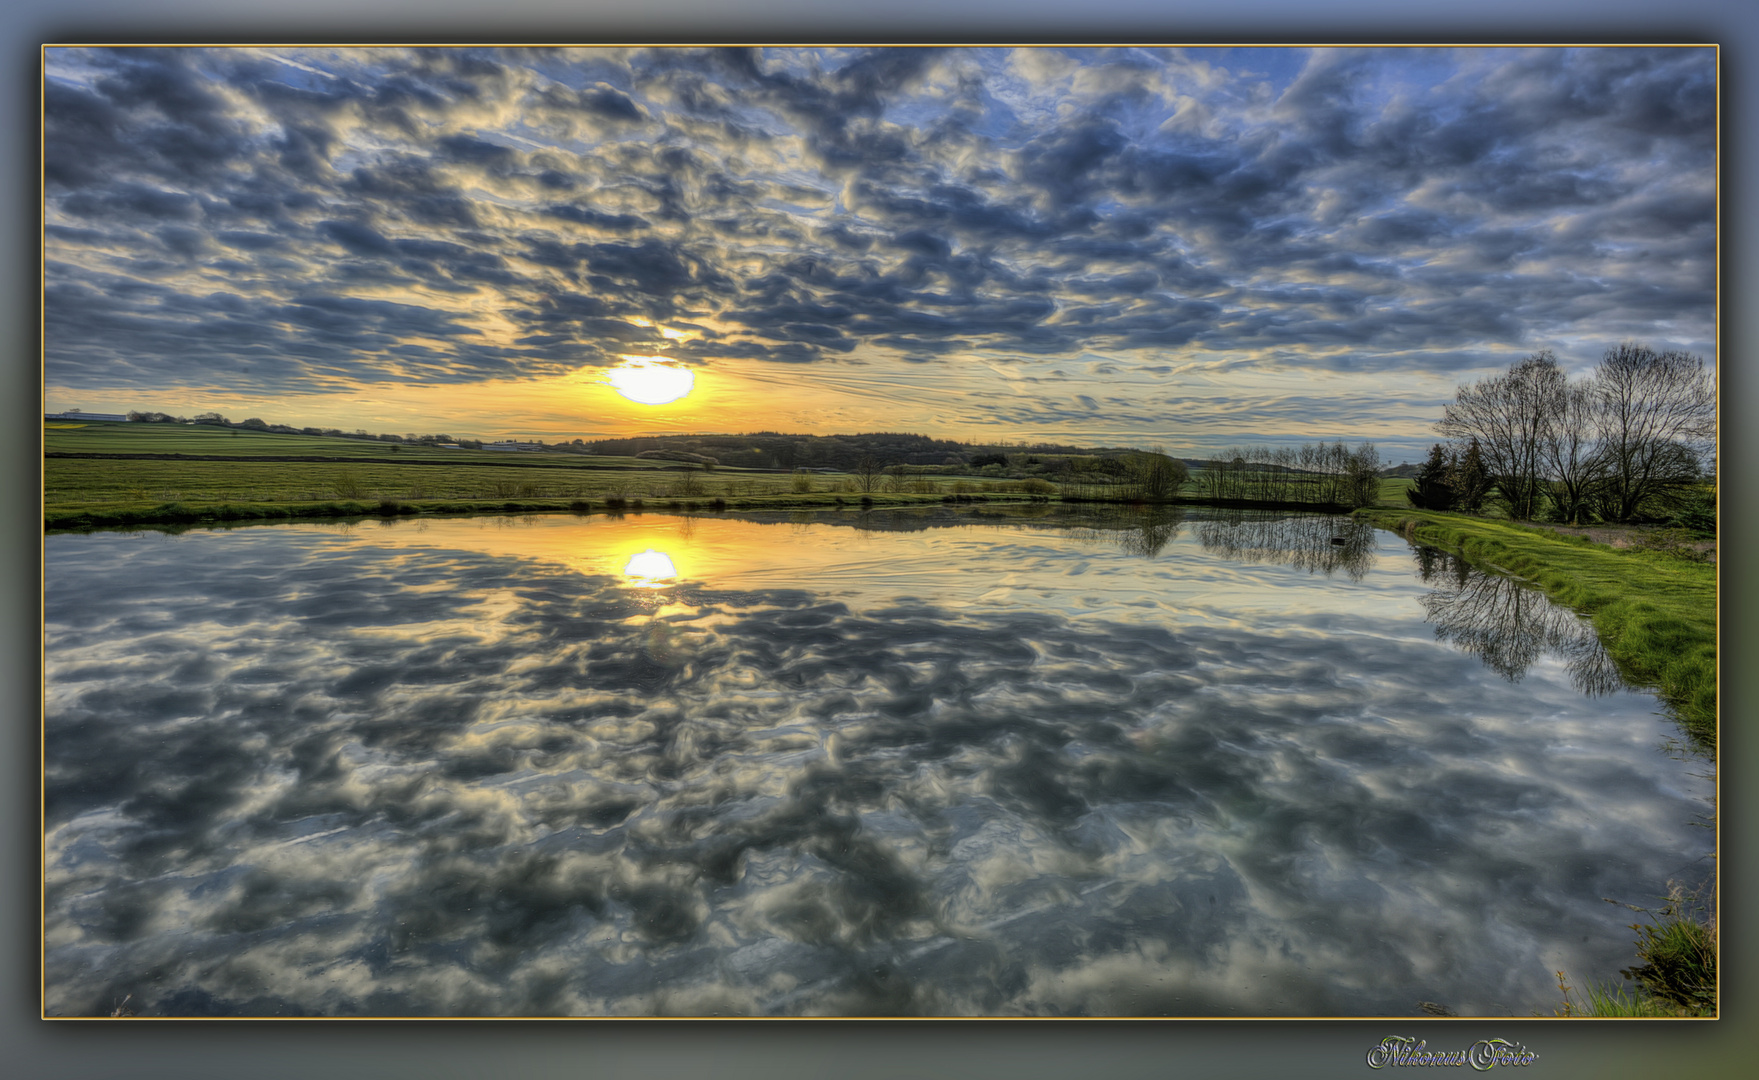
[331,471,367,499]
[1668,489,1716,537]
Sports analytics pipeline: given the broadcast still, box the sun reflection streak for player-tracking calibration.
[622,549,679,588]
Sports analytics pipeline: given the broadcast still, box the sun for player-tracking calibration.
[606,357,695,405]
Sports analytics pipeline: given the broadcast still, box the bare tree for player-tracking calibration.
[1591,342,1714,522]
[1127,446,1187,499]
[1436,351,1562,520]
[1539,379,1604,525]
[1342,441,1382,508]
[853,453,885,493]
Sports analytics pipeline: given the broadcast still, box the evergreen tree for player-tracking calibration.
[1407,444,1458,510]
[1452,439,1492,512]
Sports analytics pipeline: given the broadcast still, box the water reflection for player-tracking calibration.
[42,512,1709,1017]
[1054,507,1185,558]
[1194,512,1377,580]
[1414,548,1625,696]
[623,549,679,588]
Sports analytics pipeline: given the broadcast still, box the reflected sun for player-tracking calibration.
[622,548,679,587]
[606,357,695,405]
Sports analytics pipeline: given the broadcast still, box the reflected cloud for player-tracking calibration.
[43,513,1707,1017]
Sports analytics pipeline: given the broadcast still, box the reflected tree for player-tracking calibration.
[1414,548,1623,695]
[1117,509,1185,557]
[1060,507,1185,558]
[1193,513,1377,581]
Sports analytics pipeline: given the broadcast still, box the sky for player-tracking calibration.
[42,45,1717,462]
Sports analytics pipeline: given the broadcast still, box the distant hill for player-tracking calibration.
[103,410,1400,479]
[580,432,1149,472]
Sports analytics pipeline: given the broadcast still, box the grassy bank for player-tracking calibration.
[1359,508,1716,749]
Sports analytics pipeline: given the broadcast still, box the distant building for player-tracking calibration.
[484,440,545,452]
[46,409,128,422]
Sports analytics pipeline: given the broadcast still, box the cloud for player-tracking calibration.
[42,46,1715,447]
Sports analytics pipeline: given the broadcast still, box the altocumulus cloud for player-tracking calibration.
[44,46,1714,447]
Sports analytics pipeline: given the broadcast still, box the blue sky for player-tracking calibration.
[43,46,1716,462]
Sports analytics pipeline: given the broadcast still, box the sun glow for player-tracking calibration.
[606,357,695,405]
[622,548,679,587]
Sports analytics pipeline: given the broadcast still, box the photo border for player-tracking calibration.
[13,3,1756,1077]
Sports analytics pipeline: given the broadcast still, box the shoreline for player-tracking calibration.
[44,492,1363,533]
[1357,508,1716,751]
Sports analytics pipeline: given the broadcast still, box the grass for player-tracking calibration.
[1376,476,1414,506]
[1552,974,1692,1018]
[1552,883,1717,1018]
[1358,507,1716,748]
[1618,884,1717,1013]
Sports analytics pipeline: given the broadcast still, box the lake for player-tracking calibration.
[43,507,1713,1017]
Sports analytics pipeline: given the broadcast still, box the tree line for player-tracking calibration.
[1410,343,1714,525]
[1194,442,1384,508]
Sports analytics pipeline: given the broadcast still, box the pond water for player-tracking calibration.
[43,507,1713,1017]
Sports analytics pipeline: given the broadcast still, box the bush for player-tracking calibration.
[486,479,541,498]
[331,471,367,499]
[1126,448,1186,500]
[1668,489,1716,537]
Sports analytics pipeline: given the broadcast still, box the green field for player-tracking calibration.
[43,421,1074,527]
[45,420,656,465]
[1377,476,1414,506]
